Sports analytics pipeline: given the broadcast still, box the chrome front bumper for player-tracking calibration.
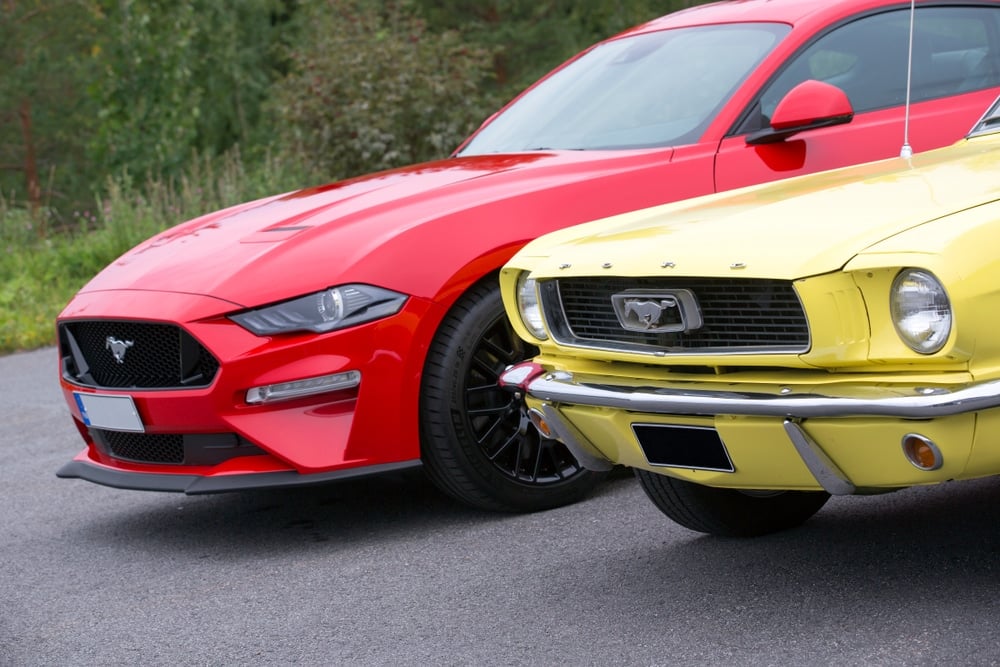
[500,364,1000,496]
[501,366,1000,419]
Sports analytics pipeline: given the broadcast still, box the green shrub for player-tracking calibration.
[0,148,308,354]
[269,0,501,179]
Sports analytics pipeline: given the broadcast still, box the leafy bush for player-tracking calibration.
[269,0,501,179]
[0,149,307,353]
[89,0,288,180]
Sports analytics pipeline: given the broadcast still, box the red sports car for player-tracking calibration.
[57,0,1000,511]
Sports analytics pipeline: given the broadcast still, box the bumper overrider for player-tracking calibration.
[499,363,1000,495]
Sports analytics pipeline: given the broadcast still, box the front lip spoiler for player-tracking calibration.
[502,368,1000,419]
[56,459,423,495]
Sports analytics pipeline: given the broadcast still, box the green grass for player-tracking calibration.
[0,150,313,354]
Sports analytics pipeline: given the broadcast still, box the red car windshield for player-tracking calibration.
[459,22,790,154]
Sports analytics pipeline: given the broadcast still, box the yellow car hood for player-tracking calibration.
[516,137,1000,280]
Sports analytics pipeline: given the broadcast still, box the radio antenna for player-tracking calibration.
[900,0,916,158]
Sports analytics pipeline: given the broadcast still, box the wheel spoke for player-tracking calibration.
[479,332,518,365]
[471,354,501,382]
[537,444,559,481]
[485,427,519,462]
[466,382,502,395]
[474,412,507,447]
[513,430,527,475]
[529,442,544,482]
[467,403,510,417]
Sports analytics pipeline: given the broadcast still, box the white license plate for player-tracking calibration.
[73,393,145,432]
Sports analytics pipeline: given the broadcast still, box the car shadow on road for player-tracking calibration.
[62,466,637,556]
[562,476,1000,637]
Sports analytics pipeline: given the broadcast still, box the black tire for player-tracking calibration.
[420,278,606,512]
[635,469,829,537]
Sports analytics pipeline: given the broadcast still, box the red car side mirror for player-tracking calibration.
[747,79,854,145]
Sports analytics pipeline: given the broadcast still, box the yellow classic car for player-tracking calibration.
[498,97,1000,537]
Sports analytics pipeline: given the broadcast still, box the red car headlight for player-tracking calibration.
[230,284,407,335]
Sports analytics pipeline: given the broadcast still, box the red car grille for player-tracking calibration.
[59,320,219,389]
[99,430,185,464]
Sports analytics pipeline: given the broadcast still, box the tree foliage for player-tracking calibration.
[268,0,500,179]
[1,0,711,226]
[0,0,101,232]
[412,0,679,96]
[88,0,289,179]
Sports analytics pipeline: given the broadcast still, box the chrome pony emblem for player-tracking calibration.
[612,290,703,333]
[626,299,676,328]
[105,336,134,364]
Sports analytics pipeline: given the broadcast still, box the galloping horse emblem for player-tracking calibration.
[105,336,134,364]
[623,298,676,329]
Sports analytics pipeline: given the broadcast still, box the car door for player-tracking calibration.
[714,4,1000,192]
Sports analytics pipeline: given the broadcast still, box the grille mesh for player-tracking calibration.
[92,430,263,466]
[98,430,185,464]
[60,321,219,389]
[547,277,809,353]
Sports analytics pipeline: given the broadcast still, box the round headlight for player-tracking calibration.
[890,269,951,354]
[516,273,548,340]
[317,288,345,323]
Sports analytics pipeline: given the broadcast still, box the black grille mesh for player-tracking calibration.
[98,430,185,464]
[92,430,264,466]
[547,277,809,352]
[60,321,219,389]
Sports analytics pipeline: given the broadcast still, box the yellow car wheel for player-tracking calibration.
[634,469,829,537]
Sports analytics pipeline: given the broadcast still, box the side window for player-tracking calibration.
[747,6,1000,130]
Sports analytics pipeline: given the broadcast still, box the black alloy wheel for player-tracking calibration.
[420,279,605,512]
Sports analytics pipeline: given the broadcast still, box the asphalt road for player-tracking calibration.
[3,346,1000,666]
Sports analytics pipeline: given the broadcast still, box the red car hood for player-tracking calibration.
[78,151,673,309]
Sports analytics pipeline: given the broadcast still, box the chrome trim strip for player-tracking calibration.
[544,338,809,358]
[523,371,1000,419]
[782,419,856,495]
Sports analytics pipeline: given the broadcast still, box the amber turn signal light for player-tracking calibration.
[902,433,943,471]
[528,408,553,438]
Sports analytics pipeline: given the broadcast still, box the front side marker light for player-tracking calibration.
[246,370,361,404]
[902,433,943,471]
[528,408,553,438]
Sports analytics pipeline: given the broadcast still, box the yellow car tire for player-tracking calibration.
[635,469,830,537]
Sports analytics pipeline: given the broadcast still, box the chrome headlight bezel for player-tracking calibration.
[230,284,407,335]
[516,272,548,341]
[890,268,952,355]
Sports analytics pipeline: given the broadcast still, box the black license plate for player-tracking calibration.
[632,423,734,472]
